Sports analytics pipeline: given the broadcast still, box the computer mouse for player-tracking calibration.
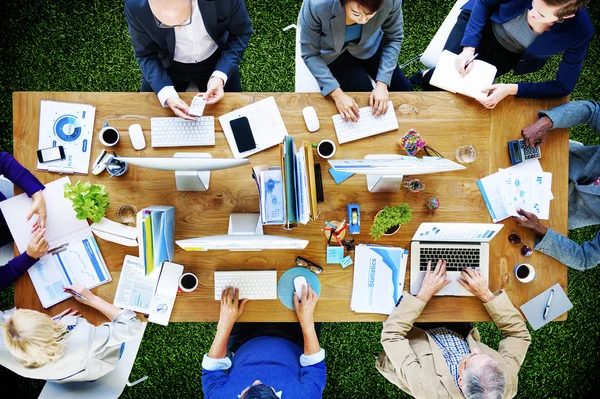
[302,106,320,132]
[294,276,308,301]
[128,124,146,150]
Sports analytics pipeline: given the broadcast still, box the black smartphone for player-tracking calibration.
[229,116,257,153]
[37,146,66,163]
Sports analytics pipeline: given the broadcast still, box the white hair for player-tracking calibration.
[462,358,506,399]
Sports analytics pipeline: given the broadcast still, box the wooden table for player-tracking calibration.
[12,92,569,324]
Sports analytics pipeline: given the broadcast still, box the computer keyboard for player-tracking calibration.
[214,270,278,300]
[419,247,481,272]
[332,101,398,144]
[151,117,215,148]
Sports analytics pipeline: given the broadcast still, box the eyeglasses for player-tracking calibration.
[508,232,533,257]
[152,0,193,28]
[296,256,323,274]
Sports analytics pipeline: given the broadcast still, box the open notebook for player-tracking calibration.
[430,50,497,100]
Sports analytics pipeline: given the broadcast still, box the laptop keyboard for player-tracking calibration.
[419,247,481,271]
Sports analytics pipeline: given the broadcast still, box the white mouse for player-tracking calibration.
[128,124,146,150]
[294,276,308,301]
[302,106,320,132]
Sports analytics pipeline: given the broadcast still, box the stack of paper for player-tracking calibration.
[477,159,553,223]
[113,255,160,314]
[350,245,408,315]
[136,206,175,275]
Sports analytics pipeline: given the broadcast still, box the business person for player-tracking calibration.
[300,0,412,122]
[0,152,48,291]
[0,284,142,382]
[412,0,593,109]
[202,286,326,398]
[124,0,253,119]
[514,100,600,270]
[376,260,531,398]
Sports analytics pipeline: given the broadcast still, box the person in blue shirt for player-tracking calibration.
[202,285,326,398]
[412,0,593,109]
[515,100,600,271]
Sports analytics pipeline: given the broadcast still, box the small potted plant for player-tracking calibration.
[370,204,412,241]
[64,181,110,223]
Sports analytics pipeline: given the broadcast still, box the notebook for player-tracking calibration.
[430,50,497,100]
[520,283,573,330]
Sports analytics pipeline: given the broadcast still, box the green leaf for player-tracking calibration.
[64,181,109,221]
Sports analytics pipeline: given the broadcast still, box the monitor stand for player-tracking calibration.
[174,153,212,192]
[228,213,264,236]
[365,154,404,193]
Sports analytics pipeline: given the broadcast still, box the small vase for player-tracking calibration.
[384,224,400,236]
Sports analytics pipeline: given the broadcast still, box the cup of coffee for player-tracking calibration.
[514,263,536,283]
[99,122,120,146]
[179,273,198,292]
[315,139,336,159]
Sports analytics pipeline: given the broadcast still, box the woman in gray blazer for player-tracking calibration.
[300,0,412,122]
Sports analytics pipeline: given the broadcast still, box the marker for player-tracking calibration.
[542,289,554,320]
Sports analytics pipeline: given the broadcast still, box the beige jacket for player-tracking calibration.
[376,290,531,398]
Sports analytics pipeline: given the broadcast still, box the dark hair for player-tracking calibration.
[245,384,279,399]
[340,0,385,14]
[543,0,589,19]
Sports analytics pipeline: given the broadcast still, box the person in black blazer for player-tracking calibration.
[124,0,253,119]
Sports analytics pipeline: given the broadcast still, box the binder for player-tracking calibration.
[136,206,175,275]
[253,138,319,227]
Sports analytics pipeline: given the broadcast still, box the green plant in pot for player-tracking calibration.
[64,181,110,223]
[370,203,412,241]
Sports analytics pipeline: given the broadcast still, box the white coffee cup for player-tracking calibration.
[514,263,536,283]
[316,139,336,159]
[99,123,120,146]
[178,273,198,292]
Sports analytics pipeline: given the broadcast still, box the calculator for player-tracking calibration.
[508,139,541,165]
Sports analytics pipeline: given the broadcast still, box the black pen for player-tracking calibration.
[543,289,554,320]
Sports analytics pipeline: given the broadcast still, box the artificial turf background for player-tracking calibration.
[1,0,599,397]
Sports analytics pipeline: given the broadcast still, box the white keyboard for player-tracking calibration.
[214,270,278,300]
[151,117,215,147]
[332,101,399,144]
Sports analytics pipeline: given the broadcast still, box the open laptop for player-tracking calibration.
[409,223,503,296]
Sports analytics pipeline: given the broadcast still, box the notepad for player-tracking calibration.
[430,50,497,100]
[520,283,573,330]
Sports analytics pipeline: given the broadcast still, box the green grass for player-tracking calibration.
[1,0,599,397]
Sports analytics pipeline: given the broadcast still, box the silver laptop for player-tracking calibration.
[410,223,503,296]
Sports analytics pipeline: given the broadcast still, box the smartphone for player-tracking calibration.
[229,116,257,153]
[37,146,65,163]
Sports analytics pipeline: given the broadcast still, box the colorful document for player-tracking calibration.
[136,206,175,275]
[113,255,160,314]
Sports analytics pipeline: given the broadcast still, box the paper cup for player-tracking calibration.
[514,263,536,283]
[179,273,198,292]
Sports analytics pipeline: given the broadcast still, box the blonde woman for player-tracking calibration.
[0,284,142,382]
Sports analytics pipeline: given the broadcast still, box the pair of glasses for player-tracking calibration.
[296,256,323,274]
[152,0,193,28]
[508,232,533,257]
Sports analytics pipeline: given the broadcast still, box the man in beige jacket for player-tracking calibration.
[376,260,531,398]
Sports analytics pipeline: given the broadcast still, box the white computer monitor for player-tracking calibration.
[328,155,466,193]
[114,152,250,192]
[176,214,309,251]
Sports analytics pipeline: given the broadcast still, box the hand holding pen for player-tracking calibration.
[456,48,478,75]
[63,284,94,303]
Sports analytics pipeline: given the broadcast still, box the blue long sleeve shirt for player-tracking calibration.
[202,336,326,398]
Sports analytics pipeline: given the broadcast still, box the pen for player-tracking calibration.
[336,219,346,233]
[328,230,334,244]
[48,243,69,255]
[543,289,554,320]
[325,221,337,229]
[465,52,479,67]
[64,288,87,301]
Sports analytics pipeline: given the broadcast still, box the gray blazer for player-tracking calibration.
[534,101,600,271]
[299,0,404,96]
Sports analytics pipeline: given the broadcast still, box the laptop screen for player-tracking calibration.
[412,223,503,243]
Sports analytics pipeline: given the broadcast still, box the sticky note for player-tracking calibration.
[326,246,344,264]
[340,255,353,268]
[329,168,354,184]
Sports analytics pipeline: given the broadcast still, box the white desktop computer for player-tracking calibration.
[328,155,466,192]
[114,153,250,192]
[176,213,309,251]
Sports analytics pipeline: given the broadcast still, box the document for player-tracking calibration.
[351,245,408,315]
[430,50,497,100]
[0,177,111,308]
[148,261,184,326]
[113,255,160,314]
[260,169,285,224]
[136,206,175,276]
[218,96,289,158]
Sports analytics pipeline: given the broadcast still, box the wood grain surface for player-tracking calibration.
[11,92,569,324]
